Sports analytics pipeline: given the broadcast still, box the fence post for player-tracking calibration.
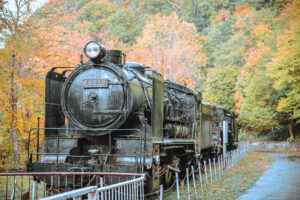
[176,172,180,200]
[198,162,203,192]
[209,159,213,184]
[160,185,163,200]
[228,152,230,170]
[213,158,217,183]
[191,166,197,198]
[100,177,104,200]
[233,150,235,166]
[186,168,190,200]
[221,155,224,176]
[204,161,208,185]
[227,152,230,170]
[218,156,221,179]
[50,176,54,195]
[224,152,227,172]
[233,150,235,165]
[32,180,36,200]
[11,178,17,200]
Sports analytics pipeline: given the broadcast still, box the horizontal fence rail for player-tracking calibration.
[97,176,145,200]
[40,175,145,200]
[40,186,98,200]
[0,172,144,200]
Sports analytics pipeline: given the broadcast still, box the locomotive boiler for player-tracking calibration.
[26,40,238,192]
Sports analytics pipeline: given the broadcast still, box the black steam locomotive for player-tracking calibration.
[27,40,238,191]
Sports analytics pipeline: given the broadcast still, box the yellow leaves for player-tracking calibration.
[276,1,300,23]
[234,4,252,17]
[267,1,300,92]
[128,12,205,87]
[213,9,231,26]
[234,88,245,113]
[251,24,272,44]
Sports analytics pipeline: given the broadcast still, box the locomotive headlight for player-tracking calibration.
[84,40,106,60]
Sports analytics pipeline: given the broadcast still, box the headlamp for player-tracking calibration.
[84,40,106,60]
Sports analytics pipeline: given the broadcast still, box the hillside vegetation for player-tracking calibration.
[0,0,299,168]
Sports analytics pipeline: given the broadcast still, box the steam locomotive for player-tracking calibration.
[27,40,238,192]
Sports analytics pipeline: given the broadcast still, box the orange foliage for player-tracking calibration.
[213,9,231,26]
[231,4,254,32]
[251,24,272,38]
[234,4,252,17]
[128,13,205,88]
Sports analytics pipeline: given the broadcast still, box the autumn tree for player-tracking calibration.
[0,0,93,169]
[203,66,239,111]
[233,8,278,131]
[77,0,147,43]
[0,0,40,168]
[202,5,254,112]
[238,71,280,132]
[267,1,300,138]
[128,13,205,87]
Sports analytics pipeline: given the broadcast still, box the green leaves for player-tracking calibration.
[239,74,280,130]
[267,2,300,123]
[204,66,239,111]
[201,1,300,136]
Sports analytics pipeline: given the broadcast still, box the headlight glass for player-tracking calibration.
[85,42,101,59]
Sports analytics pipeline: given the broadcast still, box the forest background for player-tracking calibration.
[0,0,299,169]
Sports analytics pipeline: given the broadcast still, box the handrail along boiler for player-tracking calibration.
[27,40,238,192]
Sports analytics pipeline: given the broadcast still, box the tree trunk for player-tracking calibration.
[288,119,294,138]
[10,51,20,169]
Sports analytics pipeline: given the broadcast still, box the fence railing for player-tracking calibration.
[97,176,144,200]
[0,172,144,200]
[173,145,247,200]
[155,145,247,200]
[40,186,98,200]
[40,175,145,200]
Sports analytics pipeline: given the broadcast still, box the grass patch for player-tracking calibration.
[164,151,275,200]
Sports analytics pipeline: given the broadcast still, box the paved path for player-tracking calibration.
[236,151,300,200]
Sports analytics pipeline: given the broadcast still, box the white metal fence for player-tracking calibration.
[171,145,247,200]
[40,175,145,200]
